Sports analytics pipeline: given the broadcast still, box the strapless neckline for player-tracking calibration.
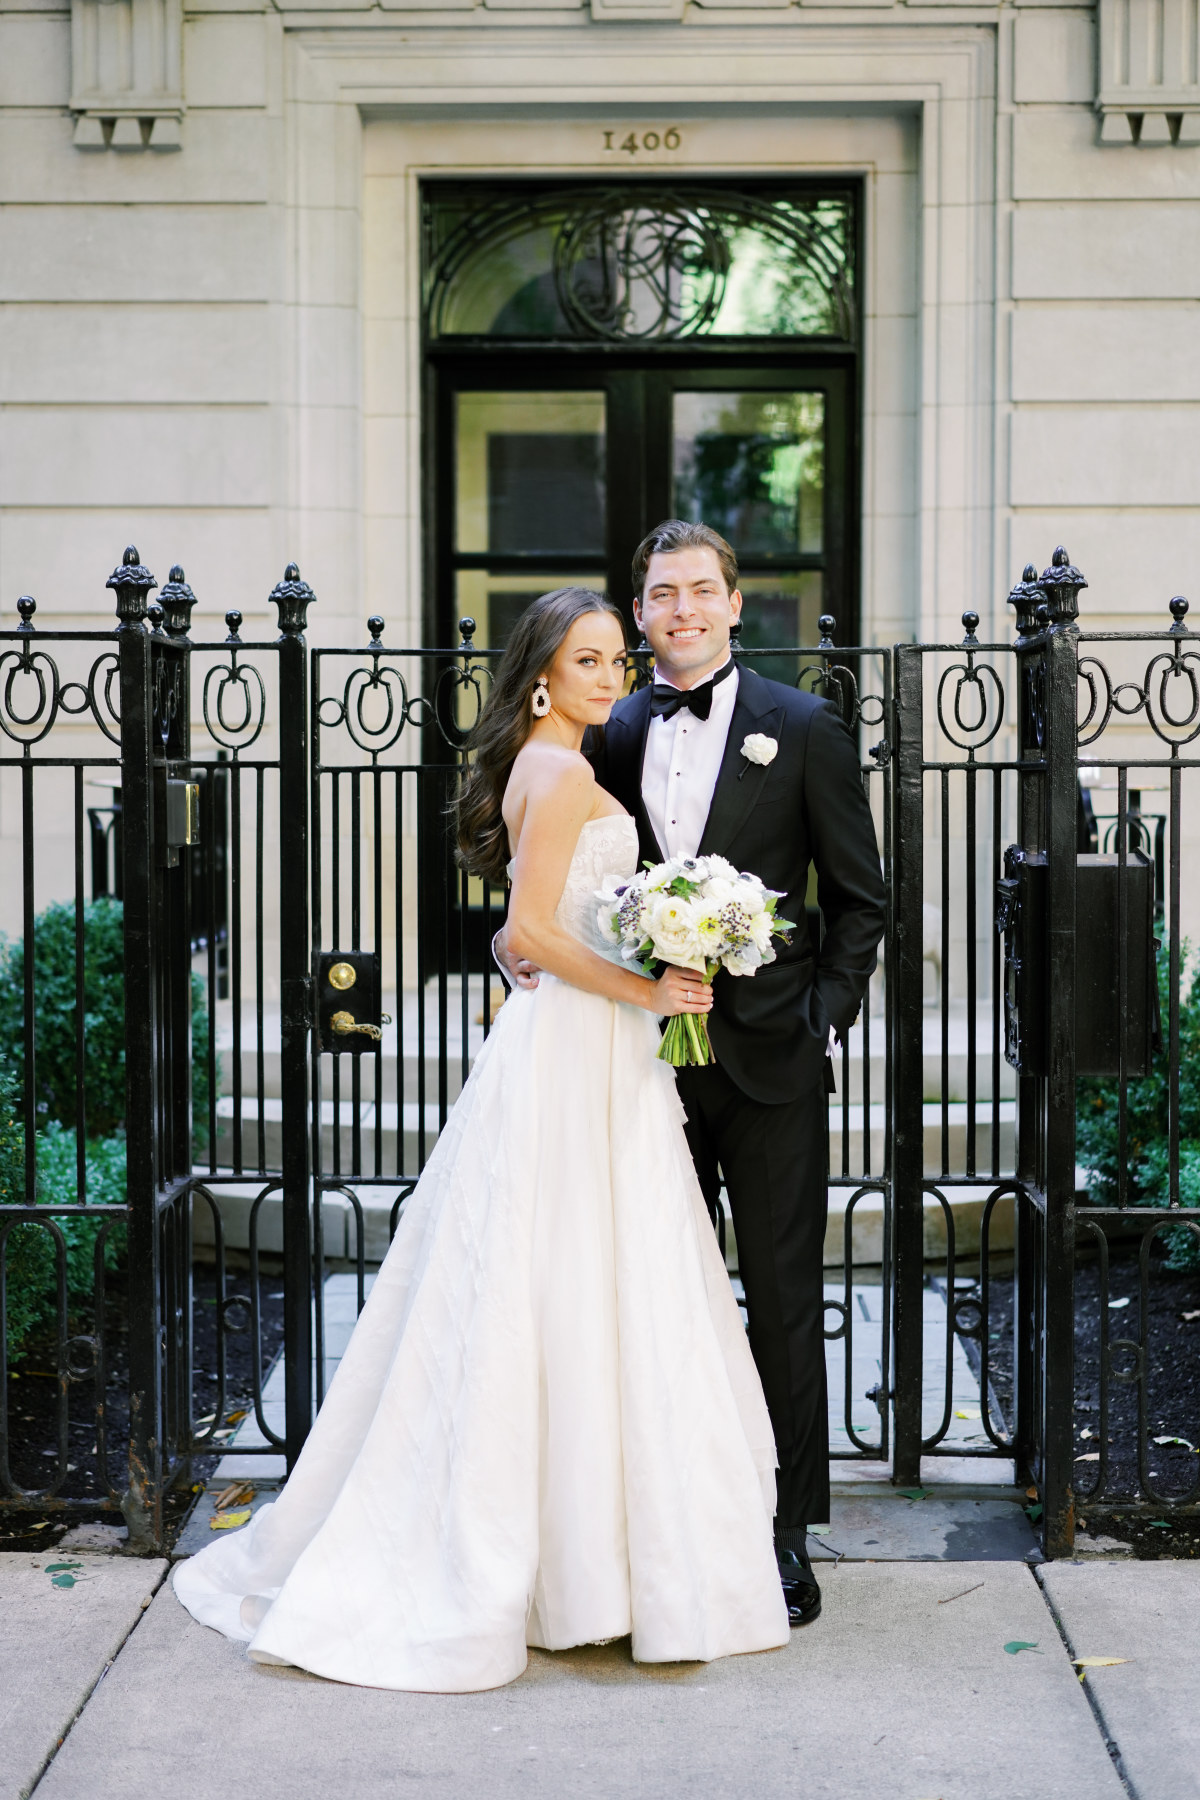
[506,812,634,879]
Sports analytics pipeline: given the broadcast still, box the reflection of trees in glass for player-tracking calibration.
[425,187,854,342]
[675,394,824,556]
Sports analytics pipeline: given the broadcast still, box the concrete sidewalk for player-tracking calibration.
[12,1545,1198,1800]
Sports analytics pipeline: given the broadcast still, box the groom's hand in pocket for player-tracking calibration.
[493,927,541,990]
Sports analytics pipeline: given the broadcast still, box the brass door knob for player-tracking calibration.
[329,1010,391,1042]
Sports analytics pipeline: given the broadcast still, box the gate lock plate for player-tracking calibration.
[314,950,390,1054]
[155,773,201,868]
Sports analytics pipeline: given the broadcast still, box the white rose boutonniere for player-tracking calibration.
[740,732,779,773]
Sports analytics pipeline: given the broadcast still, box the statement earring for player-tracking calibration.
[531,678,551,719]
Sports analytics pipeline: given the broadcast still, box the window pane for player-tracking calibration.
[735,573,825,685]
[455,570,608,651]
[455,392,606,556]
[425,185,855,342]
[673,392,824,557]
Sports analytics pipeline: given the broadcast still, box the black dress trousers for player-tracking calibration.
[675,1060,830,1531]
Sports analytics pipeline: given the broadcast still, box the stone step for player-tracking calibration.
[191,1168,1018,1270]
[209,1094,1015,1188]
[214,991,1016,1111]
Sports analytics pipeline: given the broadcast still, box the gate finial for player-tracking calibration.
[160,565,198,639]
[1038,545,1087,626]
[269,563,315,637]
[1006,564,1042,638]
[1169,596,1190,635]
[107,544,157,631]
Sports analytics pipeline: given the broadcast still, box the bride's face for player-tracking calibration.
[542,613,628,728]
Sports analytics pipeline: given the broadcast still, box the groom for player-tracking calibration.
[502,520,885,1625]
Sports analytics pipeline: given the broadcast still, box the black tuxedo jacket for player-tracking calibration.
[589,665,886,1105]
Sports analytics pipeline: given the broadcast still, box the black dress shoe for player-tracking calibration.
[778,1546,822,1627]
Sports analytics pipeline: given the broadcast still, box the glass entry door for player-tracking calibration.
[449,388,608,651]
[432,363,853,650]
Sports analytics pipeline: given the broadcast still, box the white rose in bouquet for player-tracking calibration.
[644,891,706,972]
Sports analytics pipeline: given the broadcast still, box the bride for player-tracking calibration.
[173,586,790,1691]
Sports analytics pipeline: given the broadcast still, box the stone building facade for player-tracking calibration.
[0,0,1196,656]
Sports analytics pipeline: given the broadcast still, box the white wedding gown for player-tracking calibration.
[173,815,789,1691]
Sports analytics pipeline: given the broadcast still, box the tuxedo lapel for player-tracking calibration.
[698,665,785,860]
[603,685,664,862]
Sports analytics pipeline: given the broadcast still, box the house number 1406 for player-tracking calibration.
[603,129,682,154]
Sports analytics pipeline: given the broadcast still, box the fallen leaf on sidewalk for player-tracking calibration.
[1181,1310,1200,1323]
[1073,1657,1131,1668]
[1152,1435,1197,1451]
[897,1488,931,1502]
[1109,1297,1131,1309]
[1076,1453,1100,1461]
[225,1410,248,1425]
[214,1481,256,1512]
[1024,1503,1043,1524]
[44,1561,87,1588]
[954,1406,981,1420]
[1148,1519,1172,1529]
[1003,1641,1041,1655]
[209,1509,252,1531]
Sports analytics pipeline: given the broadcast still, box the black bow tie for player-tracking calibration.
[649,660,735,723]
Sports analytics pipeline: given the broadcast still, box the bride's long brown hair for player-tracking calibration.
[455,587,625,887]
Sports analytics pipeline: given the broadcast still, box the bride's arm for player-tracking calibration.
[505,761,710,1019]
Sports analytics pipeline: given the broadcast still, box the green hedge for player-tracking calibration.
[0,897,214,1361]
[1076,943,1200,1272]
[0,1060,127,1360]
[0,896,213,1141]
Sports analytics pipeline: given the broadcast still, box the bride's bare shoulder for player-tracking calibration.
[511,741,595,800]
[503,742,595,838]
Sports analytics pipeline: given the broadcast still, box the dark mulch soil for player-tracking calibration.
[952,1244,1200,1558]
[1,1260,286,1553]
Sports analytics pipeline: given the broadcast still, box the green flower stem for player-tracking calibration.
[657,1010,714,1067]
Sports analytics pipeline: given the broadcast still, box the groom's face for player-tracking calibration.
[634,547,743,690]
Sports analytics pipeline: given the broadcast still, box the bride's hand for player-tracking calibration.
[654,966,713,1017]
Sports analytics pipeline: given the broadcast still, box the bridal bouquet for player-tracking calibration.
[596,854,794,1067]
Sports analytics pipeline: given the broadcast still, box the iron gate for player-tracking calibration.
[2,545,1198,1557]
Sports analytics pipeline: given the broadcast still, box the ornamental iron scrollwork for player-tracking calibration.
[1077,595,1200,753]
[201,644,267,757]
[315,617,497,759]
[152,647,184,752]
[424,183,855,343]
[935,612,1005,757]
[0,603,121,750]
[734,615,881,734]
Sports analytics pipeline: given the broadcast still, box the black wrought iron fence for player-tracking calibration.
[4,542,1199,1559]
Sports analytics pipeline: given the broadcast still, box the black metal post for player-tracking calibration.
[1008,564,1043,1489]
[1038,548,1087,1557]
[270,565,315,1467]
[110,546,163,1551]
[891,644,925,1485]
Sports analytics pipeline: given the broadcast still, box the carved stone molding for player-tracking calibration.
[70,0,184,150]
[1098,0,1200,144]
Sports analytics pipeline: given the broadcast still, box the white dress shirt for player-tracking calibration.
[641,659,739,860]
